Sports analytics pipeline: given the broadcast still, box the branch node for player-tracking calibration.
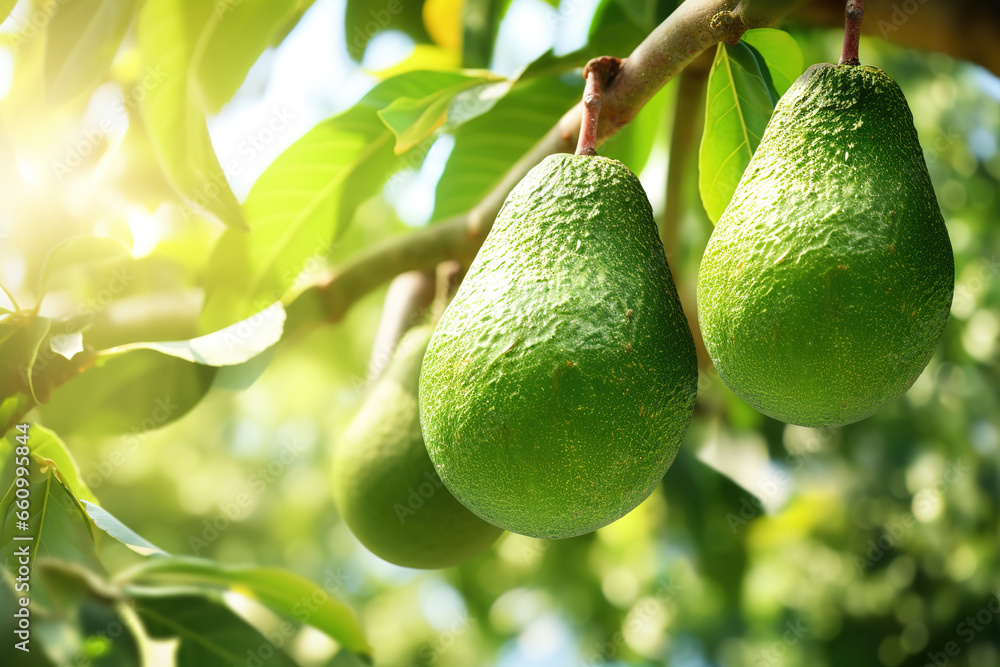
[710,10,747,45]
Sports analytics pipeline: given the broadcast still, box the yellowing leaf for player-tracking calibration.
[377,76,501,153]
[369,44,460,79]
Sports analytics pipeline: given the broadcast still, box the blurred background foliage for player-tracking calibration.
[0,0,998,665]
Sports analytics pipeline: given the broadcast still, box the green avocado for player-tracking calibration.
[332,325,502,569]
[419,154,698,539]
[698,63,954,427]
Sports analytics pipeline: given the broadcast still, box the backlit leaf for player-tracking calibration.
[698,37,786,224]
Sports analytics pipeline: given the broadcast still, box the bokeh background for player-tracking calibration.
[1,0,999,665]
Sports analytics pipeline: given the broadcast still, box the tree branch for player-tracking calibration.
[289,0,802,334]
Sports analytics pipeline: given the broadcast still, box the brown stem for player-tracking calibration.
[431,260,464,323]
[576,57,622,156]
[839,0,864,65]
[366,271,435,383]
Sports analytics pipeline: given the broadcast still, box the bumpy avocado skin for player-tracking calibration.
[419,154,698,539]
[698,64,954,428]
[332,325,502,569]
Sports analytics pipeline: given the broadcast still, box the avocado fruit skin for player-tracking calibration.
[332,325,502,569]
[698,63,954,428]
[419,154,698,539]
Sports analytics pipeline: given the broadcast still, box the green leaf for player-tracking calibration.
[0,469,103,610]
[212,344,278,391]
[136,594,298,666]
[199,70,475,332]
[698,40,780,224]
[136,0,247,230]
[21,425,100,505]
[121,557,371,657]
[81,501,167,556]
[0,316,47,407]
[106,302,285,366]
[38,349,217,437]
[33,561,143,667]
[44,0,139,103]
[432,75,578,221]
[741,28,804,96]
[344,0,429,60]
[24,316,51,404]
[377,75,505,154]
[39,235,131,294]
[0,395,30,439]
[195,0,297,113]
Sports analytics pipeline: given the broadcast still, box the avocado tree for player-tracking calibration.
[1,0,998,665]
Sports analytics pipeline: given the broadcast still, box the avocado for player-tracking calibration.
[332,325,502,569]
[697,63,954,427]
[419,154,698,539]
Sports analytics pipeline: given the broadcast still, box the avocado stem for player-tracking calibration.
[576,56,622,156]
[367,271,435,383]
[839,0,864,66]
